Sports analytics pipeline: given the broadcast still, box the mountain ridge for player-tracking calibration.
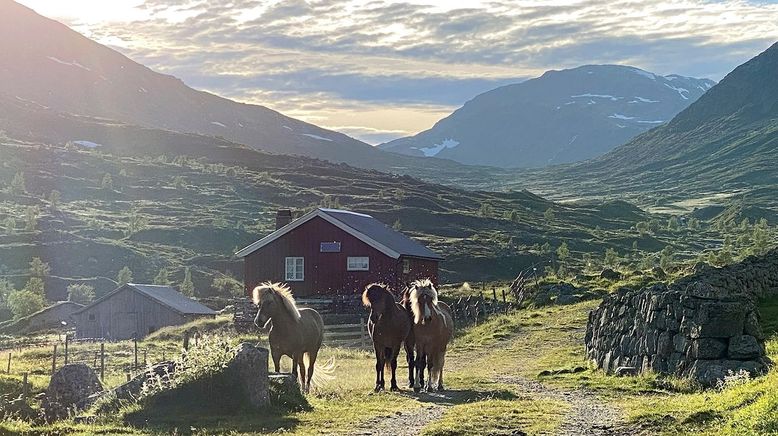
[380,65,714,168]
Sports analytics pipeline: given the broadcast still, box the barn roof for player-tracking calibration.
[74,284,216,316]
[235,208,444,260]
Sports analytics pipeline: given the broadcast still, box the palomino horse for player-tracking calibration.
[253,282,324,393]
[362,283,414,392]
[408,279,454,392]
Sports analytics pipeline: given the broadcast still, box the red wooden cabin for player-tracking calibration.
[236,208,443,297]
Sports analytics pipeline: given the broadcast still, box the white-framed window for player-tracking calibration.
[347,256,369,271]
[402,259,410,274]
[285,257,304,281]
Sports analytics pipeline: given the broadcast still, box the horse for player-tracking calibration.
[253,282,324,393]
[408,279,454,392]
[362,283,414,392]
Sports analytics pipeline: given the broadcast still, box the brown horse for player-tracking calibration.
[362,283,414,392]
[253,282,324,393]
[408,279,453,392]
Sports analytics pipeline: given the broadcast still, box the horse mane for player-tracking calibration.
[409,279,441,323]
[253,282,301,321]
[361,283,392,308]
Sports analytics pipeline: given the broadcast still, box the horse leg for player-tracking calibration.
[271,349,282,373]
[413,352,426,393]
[306,350,318,393]
[437,351,446,391]
[298,353,308,394]
[404,340,415,389]
[374,346,385,392]
[389,346,400,392]
[425,353,434,392]
[292,357,299,385]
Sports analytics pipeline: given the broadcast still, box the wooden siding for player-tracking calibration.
[74,287,188,340]
[244,216,439,297]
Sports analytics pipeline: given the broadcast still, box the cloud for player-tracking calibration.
[24,0,778,142]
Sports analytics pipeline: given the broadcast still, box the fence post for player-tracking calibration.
[183,331,190,351]
[134,338,139,370]
[64,335,69,365]
[360,318,366,348]
[6,353,10,374]
[51,344,57,374]
[100,343,105,381]
[492,287,497,302]
[22,372,28,400]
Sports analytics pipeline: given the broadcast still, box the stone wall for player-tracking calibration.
[680,249,778,300]
[585,281,770,386]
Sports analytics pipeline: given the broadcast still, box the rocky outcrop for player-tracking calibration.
[43,364,103,420]
[533,283,606,306]
[677,249,778,300]
[585,282,770,387]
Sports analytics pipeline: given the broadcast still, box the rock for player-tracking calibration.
[556,294,578,305]
[600,269,622,281]
[229,343,270,409]
[614,366,639,376]
[690,302,746,338]
[43,364,103,421]
[744,312,765,340]
[728,335,762,360]
[651,267,667,279]
[689,338,727,359]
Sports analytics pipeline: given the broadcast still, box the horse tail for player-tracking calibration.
[385,347,393,371]
[308,354,335,390]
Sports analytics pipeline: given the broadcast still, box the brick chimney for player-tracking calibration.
[275,209,293,229]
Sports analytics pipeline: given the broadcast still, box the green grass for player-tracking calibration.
[421,397,569,436]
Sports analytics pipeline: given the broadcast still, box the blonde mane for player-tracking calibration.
[362,282,391,308]
[252,282,302,321]
[409,279,441,324]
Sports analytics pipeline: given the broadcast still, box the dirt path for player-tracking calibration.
[348,402,446,436]
[496,375,630,436]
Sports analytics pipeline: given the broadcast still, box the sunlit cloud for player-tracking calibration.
[17,0,778,143]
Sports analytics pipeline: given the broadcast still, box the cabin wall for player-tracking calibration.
[74,288,186,340]
[401,257,440,288]
[244,216,405,297]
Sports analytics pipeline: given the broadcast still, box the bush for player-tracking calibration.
[67,284,95,305]
[7,290,45,319]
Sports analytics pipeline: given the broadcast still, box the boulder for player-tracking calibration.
[229,343,270,409]
[689,338,727,359]
[728,335,762,360]
[600,269,622,281]
[43,364,103,421]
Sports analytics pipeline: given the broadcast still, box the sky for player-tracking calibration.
[18,0,778,144]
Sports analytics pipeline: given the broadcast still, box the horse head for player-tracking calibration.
[362,283,393,324]
[252,284,276,328]
[409,279,440,325]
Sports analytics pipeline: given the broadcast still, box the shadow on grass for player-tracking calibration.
[388,387,518,406]
[124,405,301,435]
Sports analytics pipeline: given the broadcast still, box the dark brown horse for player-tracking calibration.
[362,283,415,391]
[408,279,454,392]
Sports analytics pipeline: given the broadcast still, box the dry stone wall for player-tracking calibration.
[585,279,771,386]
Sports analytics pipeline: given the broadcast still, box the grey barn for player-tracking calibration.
[73,284,216,340]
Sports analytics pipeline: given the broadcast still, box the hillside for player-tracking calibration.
[0,95,666,301]
[381,65,713,168]
[0,0,468,174]
[512,42,778,211]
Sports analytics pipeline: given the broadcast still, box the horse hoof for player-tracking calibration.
[390,385,400,392]
[413,386,421,393]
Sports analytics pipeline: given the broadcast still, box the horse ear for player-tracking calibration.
[252,286,261,305]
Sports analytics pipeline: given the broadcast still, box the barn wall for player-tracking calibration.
[74,287,186,340]
[244,216,407,297]
[402,257,439,288]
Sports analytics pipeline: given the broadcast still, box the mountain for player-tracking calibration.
[380,65,715,168]
[0,0,457,171]
[524,42,778,207]
[0,95,660,299]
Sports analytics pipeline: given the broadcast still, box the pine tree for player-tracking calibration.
[117,266,133,286]
[180,267,195,297]
[153,268,171,285]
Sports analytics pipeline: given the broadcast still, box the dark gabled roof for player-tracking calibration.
[235,208,444,260]
[74,284,216,316]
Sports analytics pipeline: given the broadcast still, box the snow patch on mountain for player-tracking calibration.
[572,94,620,101]
[46,56,91,72]
[210,121,226,127]
[302,133,333,142]
[72,140,102,148]
[631,68,657,80]
[609,114,635,120]
[418,139,459,157]
[631,96,659,103]
[664,84,690,100]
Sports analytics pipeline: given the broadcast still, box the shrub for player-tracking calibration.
[7,290,45,319]
[67,284,95,305]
